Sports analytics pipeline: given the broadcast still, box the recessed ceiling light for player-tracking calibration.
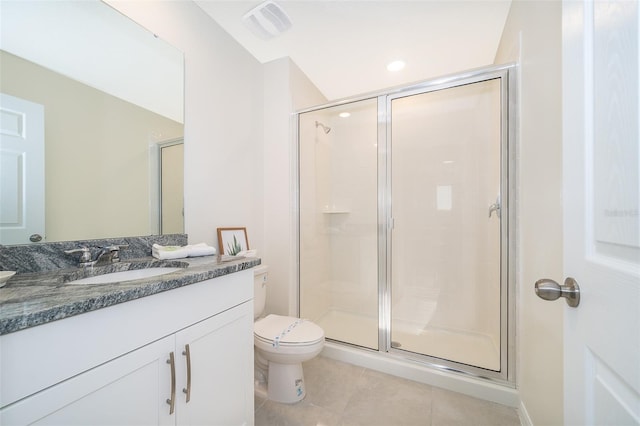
[339,112,351,118]
[387,60,406,72]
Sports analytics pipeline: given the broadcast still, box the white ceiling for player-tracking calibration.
[195,0,512,101]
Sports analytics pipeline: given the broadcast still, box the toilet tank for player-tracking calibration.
[253,265,269,319]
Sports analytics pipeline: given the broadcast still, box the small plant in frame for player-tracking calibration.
[227,235,243,255]
[217,227,249,255]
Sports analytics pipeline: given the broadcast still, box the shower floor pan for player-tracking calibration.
[316,309,500,371]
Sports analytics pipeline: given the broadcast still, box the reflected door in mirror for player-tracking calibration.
[0,93,45,244]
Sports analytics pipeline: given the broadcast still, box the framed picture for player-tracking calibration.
[217,227,249,255]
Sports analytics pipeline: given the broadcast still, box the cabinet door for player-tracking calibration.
[0,336,175,426]
[175,301,254,426]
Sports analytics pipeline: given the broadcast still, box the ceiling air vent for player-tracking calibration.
[242,0,292,40]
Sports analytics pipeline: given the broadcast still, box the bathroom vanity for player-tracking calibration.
[0,254,259,426]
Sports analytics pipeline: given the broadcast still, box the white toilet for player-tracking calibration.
[253,265,325,403]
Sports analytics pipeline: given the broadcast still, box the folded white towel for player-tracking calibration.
[152,243,217,260]
[187,243,217,257]
[152,244,189,260]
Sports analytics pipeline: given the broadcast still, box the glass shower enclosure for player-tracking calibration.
[297,65,515,382]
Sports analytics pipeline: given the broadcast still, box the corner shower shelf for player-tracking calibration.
[322,209,350,214]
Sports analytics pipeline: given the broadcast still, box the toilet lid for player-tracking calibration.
[254,314,324,344]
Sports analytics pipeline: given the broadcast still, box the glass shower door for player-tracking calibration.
[389,78,504,371]
[298,98,379,350]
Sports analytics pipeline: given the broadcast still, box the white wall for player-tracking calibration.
[110,1,328,318]
[495,1,564,424]
[262,58,292,316]
[106,0,264,251]
[263,58,326,316]
[104,5,566,422]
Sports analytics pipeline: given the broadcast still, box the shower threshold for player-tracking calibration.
[320,340,518,408]
[316,309,500,371]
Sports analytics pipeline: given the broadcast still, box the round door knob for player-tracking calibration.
[29,234,43,242]
[535,277,580,308]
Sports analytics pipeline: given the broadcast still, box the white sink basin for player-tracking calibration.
[67,267,183,285]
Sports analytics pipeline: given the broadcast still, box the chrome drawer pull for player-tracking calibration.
[166,352,176,414]
[182,344,192,403]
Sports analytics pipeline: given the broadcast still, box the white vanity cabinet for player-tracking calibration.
[0,269,254,426]
[174,303,254,426]
[0,334,176,425]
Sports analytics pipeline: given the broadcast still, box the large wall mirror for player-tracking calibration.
[0,0,184,245]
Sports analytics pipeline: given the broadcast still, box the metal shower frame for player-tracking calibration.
[294,63,518,386]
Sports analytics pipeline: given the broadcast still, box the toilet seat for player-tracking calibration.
[254,334,322,348]
[253,313,325,403]
[254,314,324,347]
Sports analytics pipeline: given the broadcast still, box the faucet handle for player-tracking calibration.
[102,244,129,262]
[64,247,92,263]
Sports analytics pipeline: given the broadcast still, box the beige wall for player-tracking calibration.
[161,143,185,234]
[495,1,564,424]
[1,50,183,242]
[107,1,265,251]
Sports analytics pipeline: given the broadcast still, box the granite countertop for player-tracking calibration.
[0,255,260,336]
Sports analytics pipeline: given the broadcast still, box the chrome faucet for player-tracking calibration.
[93,245,128,265]
[65,244,129,267]
[64,247,92,266]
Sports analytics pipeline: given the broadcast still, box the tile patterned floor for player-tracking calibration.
[255,356,521,426]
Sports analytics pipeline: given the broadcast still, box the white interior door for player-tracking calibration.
[562,1,640,424]
[0,93,45,244]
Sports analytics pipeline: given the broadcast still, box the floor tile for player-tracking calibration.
[431,388,520,426]
[340,368,433,426]
[303,356,365,414]
[254,356,520,426]
[255,399,341,426]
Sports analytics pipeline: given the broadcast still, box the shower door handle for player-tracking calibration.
[534,277,580,308]
[488,196,501,218]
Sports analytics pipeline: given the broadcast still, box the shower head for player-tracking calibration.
[315,121,331,134]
